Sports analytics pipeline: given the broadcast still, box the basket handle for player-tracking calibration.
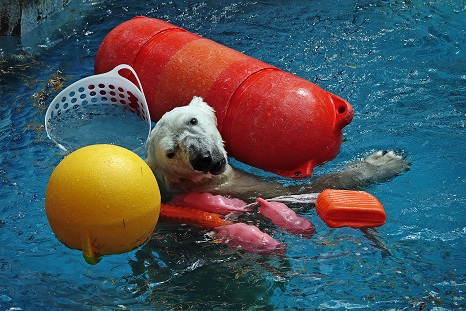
[105,64,146,94]
[105,64,151,125]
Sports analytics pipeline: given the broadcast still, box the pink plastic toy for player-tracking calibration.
[170,192,249,215]
[256,198,316,238]
[214,223,285,255]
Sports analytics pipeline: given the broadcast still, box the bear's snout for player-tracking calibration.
[190,151,226,175]
[210,157,226,175]
[191,152,212,173]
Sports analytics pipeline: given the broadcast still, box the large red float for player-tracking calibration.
[95,16,353,178]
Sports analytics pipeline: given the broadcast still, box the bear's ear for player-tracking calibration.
[189,96,217,126]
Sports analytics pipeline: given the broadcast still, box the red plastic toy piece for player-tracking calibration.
[94,16,353,178]
[159,204,230,230]
[315,189,387,228]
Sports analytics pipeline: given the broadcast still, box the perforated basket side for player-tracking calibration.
[45,64,151,152]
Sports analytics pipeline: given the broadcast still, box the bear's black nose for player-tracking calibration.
[209,157,226,175]
[191,153,212,173]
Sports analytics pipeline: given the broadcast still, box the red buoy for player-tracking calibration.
[95,16,353,178]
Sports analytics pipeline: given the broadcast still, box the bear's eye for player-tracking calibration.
[166,151,176,159]
[189,118,198,125]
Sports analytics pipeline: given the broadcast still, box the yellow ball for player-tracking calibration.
[45,144,160,264]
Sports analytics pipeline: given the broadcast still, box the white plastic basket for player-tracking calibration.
[45,64,151,154]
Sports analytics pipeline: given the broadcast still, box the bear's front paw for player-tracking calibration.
[363,150,411,176]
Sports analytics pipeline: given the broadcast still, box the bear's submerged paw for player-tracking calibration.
[364,150,404,165]
[363,150,411,178]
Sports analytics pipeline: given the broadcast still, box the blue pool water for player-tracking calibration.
[1,0,465,310]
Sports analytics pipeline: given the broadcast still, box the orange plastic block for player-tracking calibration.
[315,189,386,228]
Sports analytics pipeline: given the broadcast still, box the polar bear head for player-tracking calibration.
[145,96,228,187]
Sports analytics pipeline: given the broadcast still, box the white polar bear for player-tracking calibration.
[145,96,410,202]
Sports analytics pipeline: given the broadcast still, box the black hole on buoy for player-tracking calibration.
[295,171,301,177]
[338,106,346,114]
